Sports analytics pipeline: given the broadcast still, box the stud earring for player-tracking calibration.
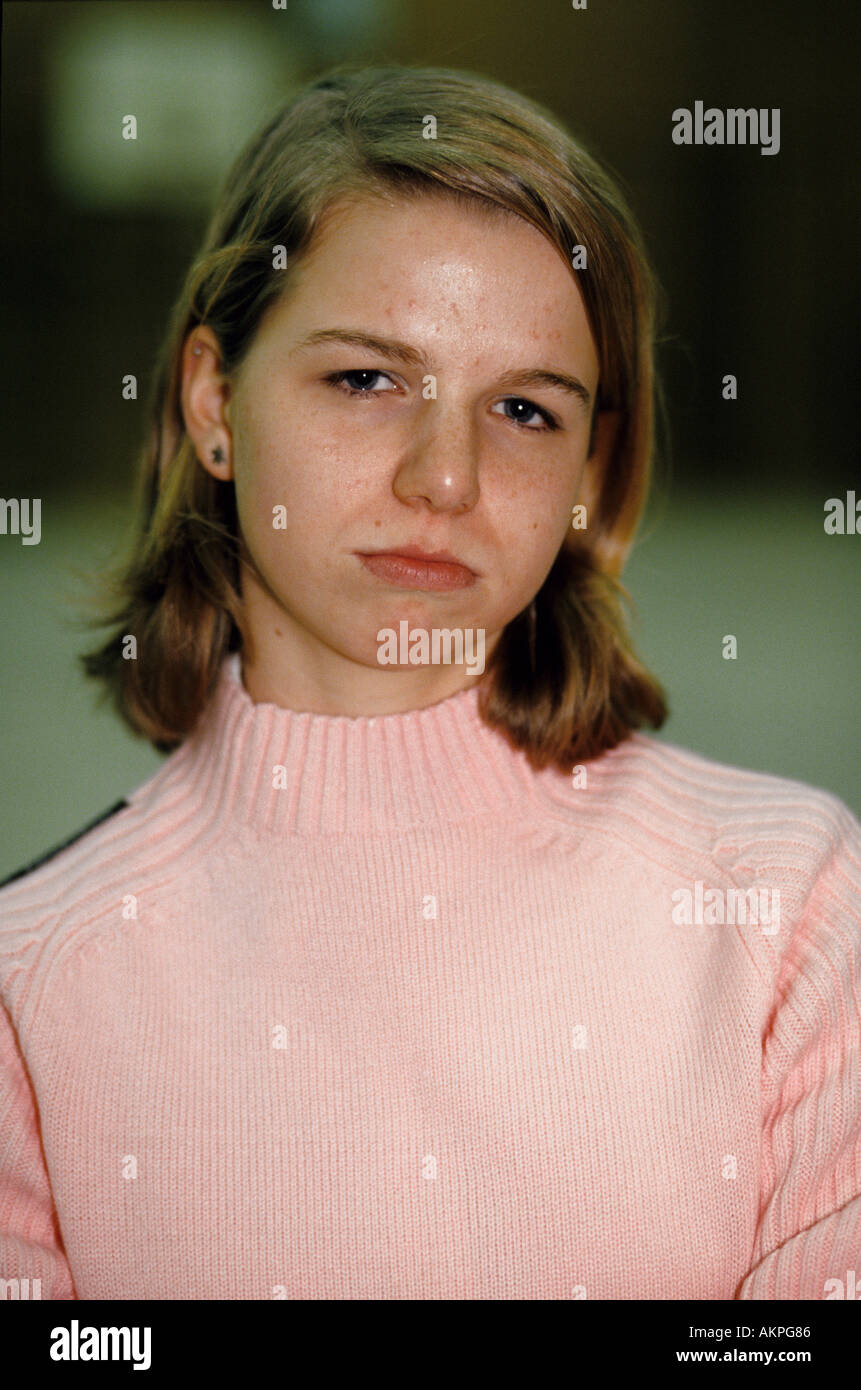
[212,446,224,464]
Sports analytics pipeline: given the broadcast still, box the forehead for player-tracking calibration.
[255,191,599,378]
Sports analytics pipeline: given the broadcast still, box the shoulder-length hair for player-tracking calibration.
[82,63,668,770]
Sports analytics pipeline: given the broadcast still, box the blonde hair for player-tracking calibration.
[82,64,668,768]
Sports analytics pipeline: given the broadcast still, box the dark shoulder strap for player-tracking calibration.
[0,800,129,890]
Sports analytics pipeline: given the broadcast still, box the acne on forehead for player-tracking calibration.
[262,194,599,381]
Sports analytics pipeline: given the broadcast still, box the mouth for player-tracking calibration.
[354,546,479,592]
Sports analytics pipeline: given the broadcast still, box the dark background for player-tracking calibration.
[1,0,859,876]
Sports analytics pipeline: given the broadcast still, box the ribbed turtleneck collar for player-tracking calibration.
[152,653,546,836]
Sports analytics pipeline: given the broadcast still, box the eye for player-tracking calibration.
[325,369,399,395]
[491,396,559,431]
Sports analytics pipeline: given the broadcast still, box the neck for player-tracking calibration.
[240,641,490,719]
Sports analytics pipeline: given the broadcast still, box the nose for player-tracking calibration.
[391,398,481,515]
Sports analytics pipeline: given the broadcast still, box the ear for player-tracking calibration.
[180,325,234,481]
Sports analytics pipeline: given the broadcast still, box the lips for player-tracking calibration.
[355,546,478,592]
[359,544,477,572]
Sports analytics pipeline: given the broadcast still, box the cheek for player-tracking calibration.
[485,455,581,597]
[233,409,347,539]
[484,451,580,536]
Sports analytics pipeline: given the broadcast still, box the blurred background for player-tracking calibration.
[1,0,859,878]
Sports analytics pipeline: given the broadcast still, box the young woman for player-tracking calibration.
[1,66,858,1301]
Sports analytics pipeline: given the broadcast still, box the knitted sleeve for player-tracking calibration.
[0,998,76,1299]
[736,799,861,1299]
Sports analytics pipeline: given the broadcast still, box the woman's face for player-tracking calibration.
[183,192,604,713]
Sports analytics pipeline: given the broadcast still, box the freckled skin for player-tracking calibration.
[182,194,604,716]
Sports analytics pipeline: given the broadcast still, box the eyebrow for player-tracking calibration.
[293,328,592,411]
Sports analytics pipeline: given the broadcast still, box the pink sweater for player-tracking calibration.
[1,653,859,1300]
